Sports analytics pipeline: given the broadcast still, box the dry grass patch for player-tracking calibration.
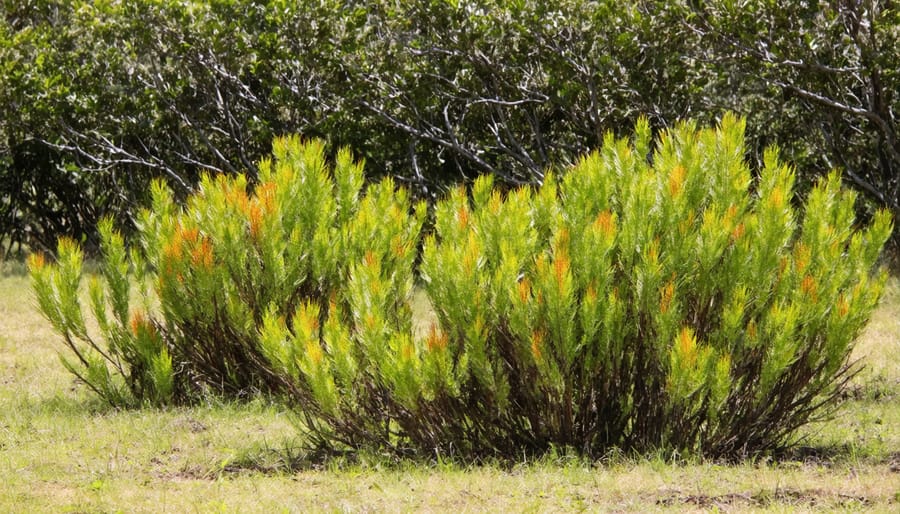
[1,270,898,512]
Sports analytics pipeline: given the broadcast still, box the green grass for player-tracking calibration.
[1,269,898,512]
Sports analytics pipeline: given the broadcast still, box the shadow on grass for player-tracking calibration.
[207,429,900,479]
[5,390,117,418]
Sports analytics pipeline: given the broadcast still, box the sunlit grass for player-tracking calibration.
[1,272,898,512]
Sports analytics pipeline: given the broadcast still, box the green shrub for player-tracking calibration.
[29,116,891,458]
[263,115,891,458]
[29,137,425,406]
[7,1,898,256]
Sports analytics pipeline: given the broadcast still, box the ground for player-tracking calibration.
[1,265,898,512]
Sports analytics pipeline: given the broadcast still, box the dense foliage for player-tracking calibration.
[29,137,425,406]
[33,117,885,459]
[259,116,891,458]
[3,0,898,255]
[30,118,892,457]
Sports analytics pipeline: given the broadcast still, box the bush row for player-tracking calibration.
[4,0,898,256]
[30,116,892,459]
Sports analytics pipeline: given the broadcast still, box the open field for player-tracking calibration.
[1,265,898,512]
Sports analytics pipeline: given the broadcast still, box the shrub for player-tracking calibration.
[29,137,425,406]
[262,115,891,458]
[6,1,898,256]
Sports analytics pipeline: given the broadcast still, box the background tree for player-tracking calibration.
[2,0,898,256]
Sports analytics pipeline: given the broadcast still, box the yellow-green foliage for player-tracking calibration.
[29,137,426,406]
[29,117,891,458]
[267,115,891,458]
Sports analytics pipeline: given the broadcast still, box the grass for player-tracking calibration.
[1,266,898,512]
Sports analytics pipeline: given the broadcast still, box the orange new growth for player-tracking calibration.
[676,327,697,367]
[836,294,850,318]
[363,250,378,268]
[391,235,409,259]
[305,339,324,365]
[129,310,154,338]
[800,274,818,303]
[660,280,675,314]
[668,165,686,197]
[793,243,811,274]
[401,340,415,361]
[191,238,214,269]
[517,278,532,303]
[457,205,470,230]
[27,252,46,270]
[594,210,616,238]
[248,203,264,239]
[553,253,570,290]
[724,204,739,223]
[425,325,449,352]
[256,182,277,214]
[299,307,320,334]
[530,330,544,361]
[228,187,251,216]
[585,282,598,303]
[164,224,185,261]
[769,185,785,209]
[181,226,199,244]
[731,223,745,242]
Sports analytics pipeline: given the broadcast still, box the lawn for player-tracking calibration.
[1,264,898,512]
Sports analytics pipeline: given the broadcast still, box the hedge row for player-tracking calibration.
[3,0,899,256]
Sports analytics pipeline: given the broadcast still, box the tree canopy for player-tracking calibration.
[2,0,898,256]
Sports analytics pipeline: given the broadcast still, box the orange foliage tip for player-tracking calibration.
[426,325,448,352]
[162,239,183,262]
[129,310,155,338]
[594,210,616,237]
[668,165,686,197]
[800,274,818,303]
[457,205,470,229]
[553,254,570,290]
[793,243,811,274]
[730,223,745,242]
[725,204,739,223]
[256,182,278,213]
[364,250,378,268]
[585,282,598,303]
[300,310,320,333]
[660,280,675,314]
[391,236,409,259]
[27,252,46,270]
[837,295,850,317]
[517,278,532,303]
[191,238,214,269]
[229,188,251,216]
[248,203,264,239]
[181,226,200,244]
[530,330,544,361]
[401,340,416,361]
[305,339,324,365]
[769,185,785,209]
[676,327,697,366]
